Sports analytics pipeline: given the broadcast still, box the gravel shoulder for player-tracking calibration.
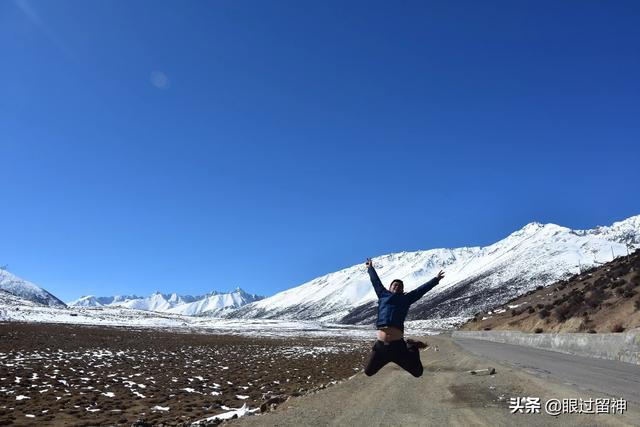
[231,335,640,427]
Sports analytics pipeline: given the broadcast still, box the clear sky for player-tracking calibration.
[2,0,639,302]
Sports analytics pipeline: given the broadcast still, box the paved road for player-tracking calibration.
[454,337,640,404]
[231,336,639,427]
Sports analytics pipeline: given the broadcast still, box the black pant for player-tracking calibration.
[364,339,423,377]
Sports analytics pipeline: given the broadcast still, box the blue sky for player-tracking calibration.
[1,0,639,302]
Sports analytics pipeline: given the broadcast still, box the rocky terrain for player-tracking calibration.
[460,249,640,333]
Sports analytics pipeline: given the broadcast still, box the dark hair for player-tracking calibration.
[390,279,404,288]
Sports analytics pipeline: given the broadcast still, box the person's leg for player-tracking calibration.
[364,340,391,376]
[391,339,424,377]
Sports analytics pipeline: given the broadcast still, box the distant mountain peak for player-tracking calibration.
[68,287,265,316]
[524,221,543,228]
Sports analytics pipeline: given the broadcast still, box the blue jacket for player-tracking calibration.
[368,266,440,330]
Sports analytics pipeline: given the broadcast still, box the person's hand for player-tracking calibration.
[365,258,373,268]
[437,270,445,280]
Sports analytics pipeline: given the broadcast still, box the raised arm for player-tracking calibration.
[366,258,389,298]
[405,270,445,305]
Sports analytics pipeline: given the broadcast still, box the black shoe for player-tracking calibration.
[406,339,427,351]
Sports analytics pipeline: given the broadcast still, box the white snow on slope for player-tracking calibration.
[227,215,640,322]
[0,269,66,308]
[577,215,640,246]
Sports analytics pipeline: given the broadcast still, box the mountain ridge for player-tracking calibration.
[225,215,640,325]
[0,269,66,308]
[67,287,264,316]
[4,215,639,323]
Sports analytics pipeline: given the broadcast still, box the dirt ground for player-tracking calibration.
[230,335,640,427]
[0,322,370,426]
[3,323,638,426]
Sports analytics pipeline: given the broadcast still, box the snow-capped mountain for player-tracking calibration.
[226,215,640,324]
[68,288,263,316]
[168,288,263,316]
[577,215,640,246]
[69,295,143,307]
[0,269,66,308]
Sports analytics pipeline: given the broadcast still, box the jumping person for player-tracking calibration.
[364,257,445,377]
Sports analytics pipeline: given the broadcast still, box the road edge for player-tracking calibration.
[451,329,640,365]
